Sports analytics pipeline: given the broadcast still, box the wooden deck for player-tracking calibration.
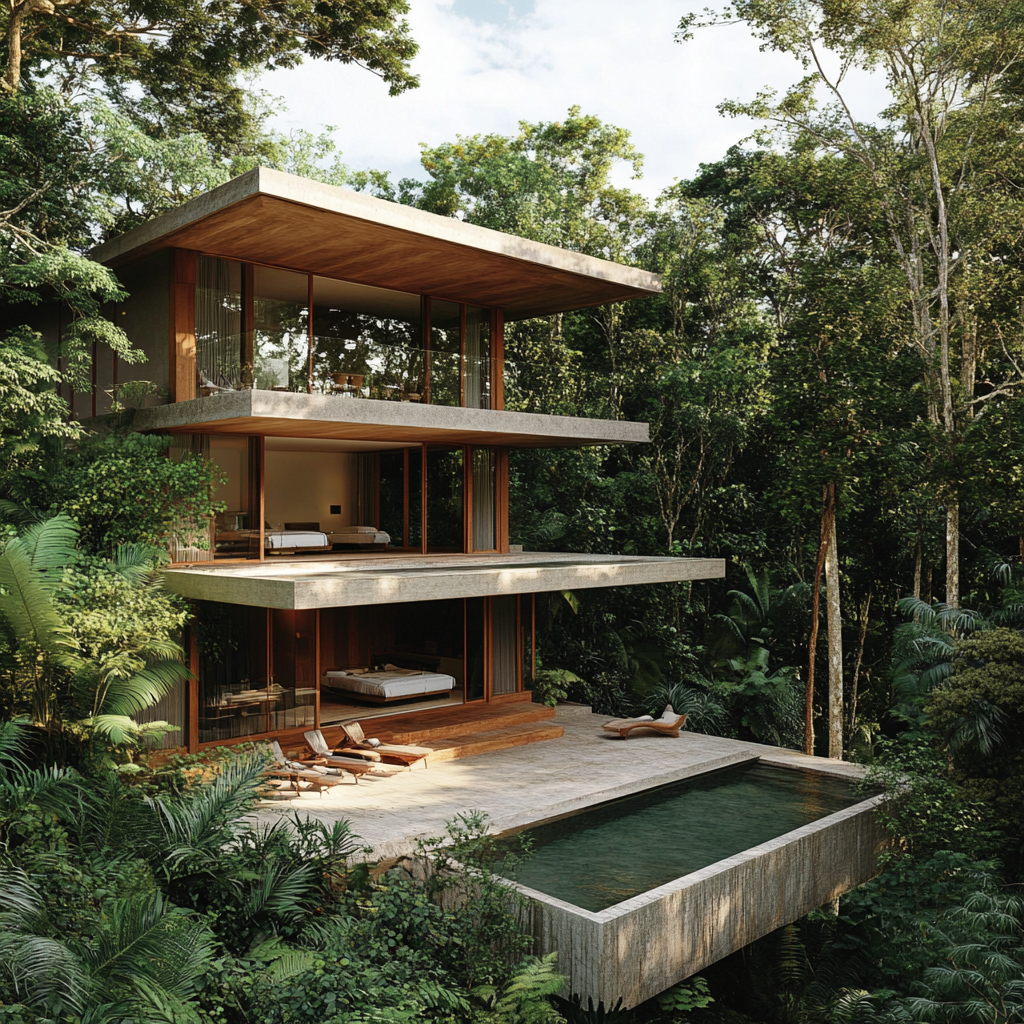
[278,697,564,765]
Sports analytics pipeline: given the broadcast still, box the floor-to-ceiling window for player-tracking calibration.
[190,256,500,408]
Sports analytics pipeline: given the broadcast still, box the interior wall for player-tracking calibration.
[264,451,359,531]
[210,437,247,514]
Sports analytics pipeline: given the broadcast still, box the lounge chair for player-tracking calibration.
[601,705,687,740]
[337,722,431,767]
[303,729,407,775]
[265,740,355,791]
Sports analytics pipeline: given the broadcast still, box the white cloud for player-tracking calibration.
[261,0,890,199]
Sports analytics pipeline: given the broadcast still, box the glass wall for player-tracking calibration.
[191,260,498,408]
[466,598,485,701]
[197,604,269,743]
[426,447,463,552]
[311,277,423,397]
[254,266,309,391]
[209,436,259,558]
[270,609,317,730]
[429,299,462,406]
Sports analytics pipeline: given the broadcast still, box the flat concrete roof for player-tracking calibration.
[163,551,725,610]
[92,168,662,320]
[133,391,649,448]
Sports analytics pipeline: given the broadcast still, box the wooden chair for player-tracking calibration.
[337,722,431,767]
[303,729,407,775]
[265,740,356,791]
[601,705,688,740]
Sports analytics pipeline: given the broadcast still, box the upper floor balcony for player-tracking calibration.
[86,167,660,442]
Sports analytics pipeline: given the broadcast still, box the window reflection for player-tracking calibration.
[253,266,309,391]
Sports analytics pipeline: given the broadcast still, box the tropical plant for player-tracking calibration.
[643,682,727,735]
[0,516,189,749]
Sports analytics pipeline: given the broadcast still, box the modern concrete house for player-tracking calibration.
[67,167,724,756]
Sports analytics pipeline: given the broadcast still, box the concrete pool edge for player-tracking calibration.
[511,763,887,1008]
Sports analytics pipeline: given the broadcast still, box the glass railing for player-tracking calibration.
[195,333,616,418]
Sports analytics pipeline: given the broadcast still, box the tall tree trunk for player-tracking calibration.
[913,529,922,600]
[847,587,872,745]
[805,483,836,756]
[825,506,843,759]
[946,501,960,609]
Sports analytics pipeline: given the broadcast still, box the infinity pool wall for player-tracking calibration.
[510,757,887,1009]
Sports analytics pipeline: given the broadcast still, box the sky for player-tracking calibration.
[262,0,890,200]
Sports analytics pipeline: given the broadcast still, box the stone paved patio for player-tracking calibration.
[254,705,868,859]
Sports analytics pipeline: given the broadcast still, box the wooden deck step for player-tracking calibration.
[370,702,556,746]
[416,721,564,763]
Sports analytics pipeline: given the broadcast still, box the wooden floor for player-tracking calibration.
[277,696,564,764]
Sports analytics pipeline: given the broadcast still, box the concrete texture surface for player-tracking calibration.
[132,389,650,448]
[162,551,726,609]
[521,790,885,1007]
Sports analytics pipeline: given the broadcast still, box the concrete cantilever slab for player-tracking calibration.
[162,551,725,610]
[90,167,662,319]
[132,390,649,448]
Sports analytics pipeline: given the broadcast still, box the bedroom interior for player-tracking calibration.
[195,594,532,740]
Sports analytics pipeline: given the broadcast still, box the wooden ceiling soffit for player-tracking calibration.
[92,169,661,320]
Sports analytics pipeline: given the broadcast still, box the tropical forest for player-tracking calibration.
[1,0,1023,1021]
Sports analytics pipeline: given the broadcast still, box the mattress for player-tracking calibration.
[321,667,455,699]
[328,530,390,545]
[264,530,330,550]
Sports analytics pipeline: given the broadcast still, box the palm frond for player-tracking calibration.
[152,752,270,864]
[0,717,34,768]
[19,514,79,585]
[239,860,320,927]
[945,699,1009,757]
[0,537,79,661]
[98,659,191,718]
[0,866,87,1016]
[111,543,170,587]
[78,891,214,1002]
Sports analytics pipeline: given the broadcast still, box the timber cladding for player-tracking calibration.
[519,785,888,1009]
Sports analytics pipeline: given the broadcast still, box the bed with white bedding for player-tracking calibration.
[327,526,391,546]
[321,666,456,703]
[264,530,331,553]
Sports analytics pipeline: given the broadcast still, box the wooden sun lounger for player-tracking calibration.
[268,740,360,787]
[602,706,687,740]
[303,729,408,775]
[336,722,431,767]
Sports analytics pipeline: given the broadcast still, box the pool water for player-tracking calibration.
[498,762,864,912]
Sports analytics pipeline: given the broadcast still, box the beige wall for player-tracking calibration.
[264,451,359,531]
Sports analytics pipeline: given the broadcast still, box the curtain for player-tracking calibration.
[463,306,490,409]
[196,257,242,388]
[472,448,496,551]
[134,677,188,749]
[489,596,518,696]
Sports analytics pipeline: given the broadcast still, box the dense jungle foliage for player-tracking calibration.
[2,0,1024,1019]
